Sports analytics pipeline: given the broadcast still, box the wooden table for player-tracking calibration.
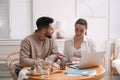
[23,66,105,80]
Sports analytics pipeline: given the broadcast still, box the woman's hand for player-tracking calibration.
[71,57,80,61]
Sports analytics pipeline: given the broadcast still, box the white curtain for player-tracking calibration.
[0,0,10,39]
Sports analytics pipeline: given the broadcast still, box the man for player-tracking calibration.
[16,17,59,76]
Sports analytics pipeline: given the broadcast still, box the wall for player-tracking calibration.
[109,0,120,39]
[32,0,75,30]
[0,40,21,56]
[9,0,32,39]
[0,0,110,56]
[0,0,111,54]
[2,0,120,55]
[33,0,108,52]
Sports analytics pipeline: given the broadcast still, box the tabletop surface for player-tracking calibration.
[24,65,105,80]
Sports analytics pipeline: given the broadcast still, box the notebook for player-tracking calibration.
[69,52,105,69]
[65,69,96,76]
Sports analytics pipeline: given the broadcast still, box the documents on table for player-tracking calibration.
[65,69,96,76]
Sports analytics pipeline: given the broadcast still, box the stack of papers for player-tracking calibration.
[66,59,80,65]
[72,61,80,64]
[65,69,96,76]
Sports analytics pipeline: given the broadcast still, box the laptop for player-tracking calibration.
[68,52,105,69]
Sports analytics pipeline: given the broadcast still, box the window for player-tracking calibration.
[0,0,32,40]
[0,0,9,39]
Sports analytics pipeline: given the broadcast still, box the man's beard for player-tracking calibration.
[46,32,52,38]
[47,35,52,38]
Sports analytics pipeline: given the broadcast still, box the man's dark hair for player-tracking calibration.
[75,18,87,30]
[36,17,54,31]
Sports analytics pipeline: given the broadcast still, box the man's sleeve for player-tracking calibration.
[47,38,58,62]
[20,39,43,67]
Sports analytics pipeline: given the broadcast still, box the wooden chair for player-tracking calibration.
[110,39,120,80]
[110,52,118,80]
[6,52,19,80]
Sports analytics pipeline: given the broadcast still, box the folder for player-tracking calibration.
[65,69,96,76]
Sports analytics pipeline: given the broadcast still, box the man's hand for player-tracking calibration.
[35,58,44,65]
[57,53,67,61]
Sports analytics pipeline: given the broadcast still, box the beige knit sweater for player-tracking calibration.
[19,32,58,67]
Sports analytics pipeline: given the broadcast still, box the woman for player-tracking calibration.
[63,18,96,61]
